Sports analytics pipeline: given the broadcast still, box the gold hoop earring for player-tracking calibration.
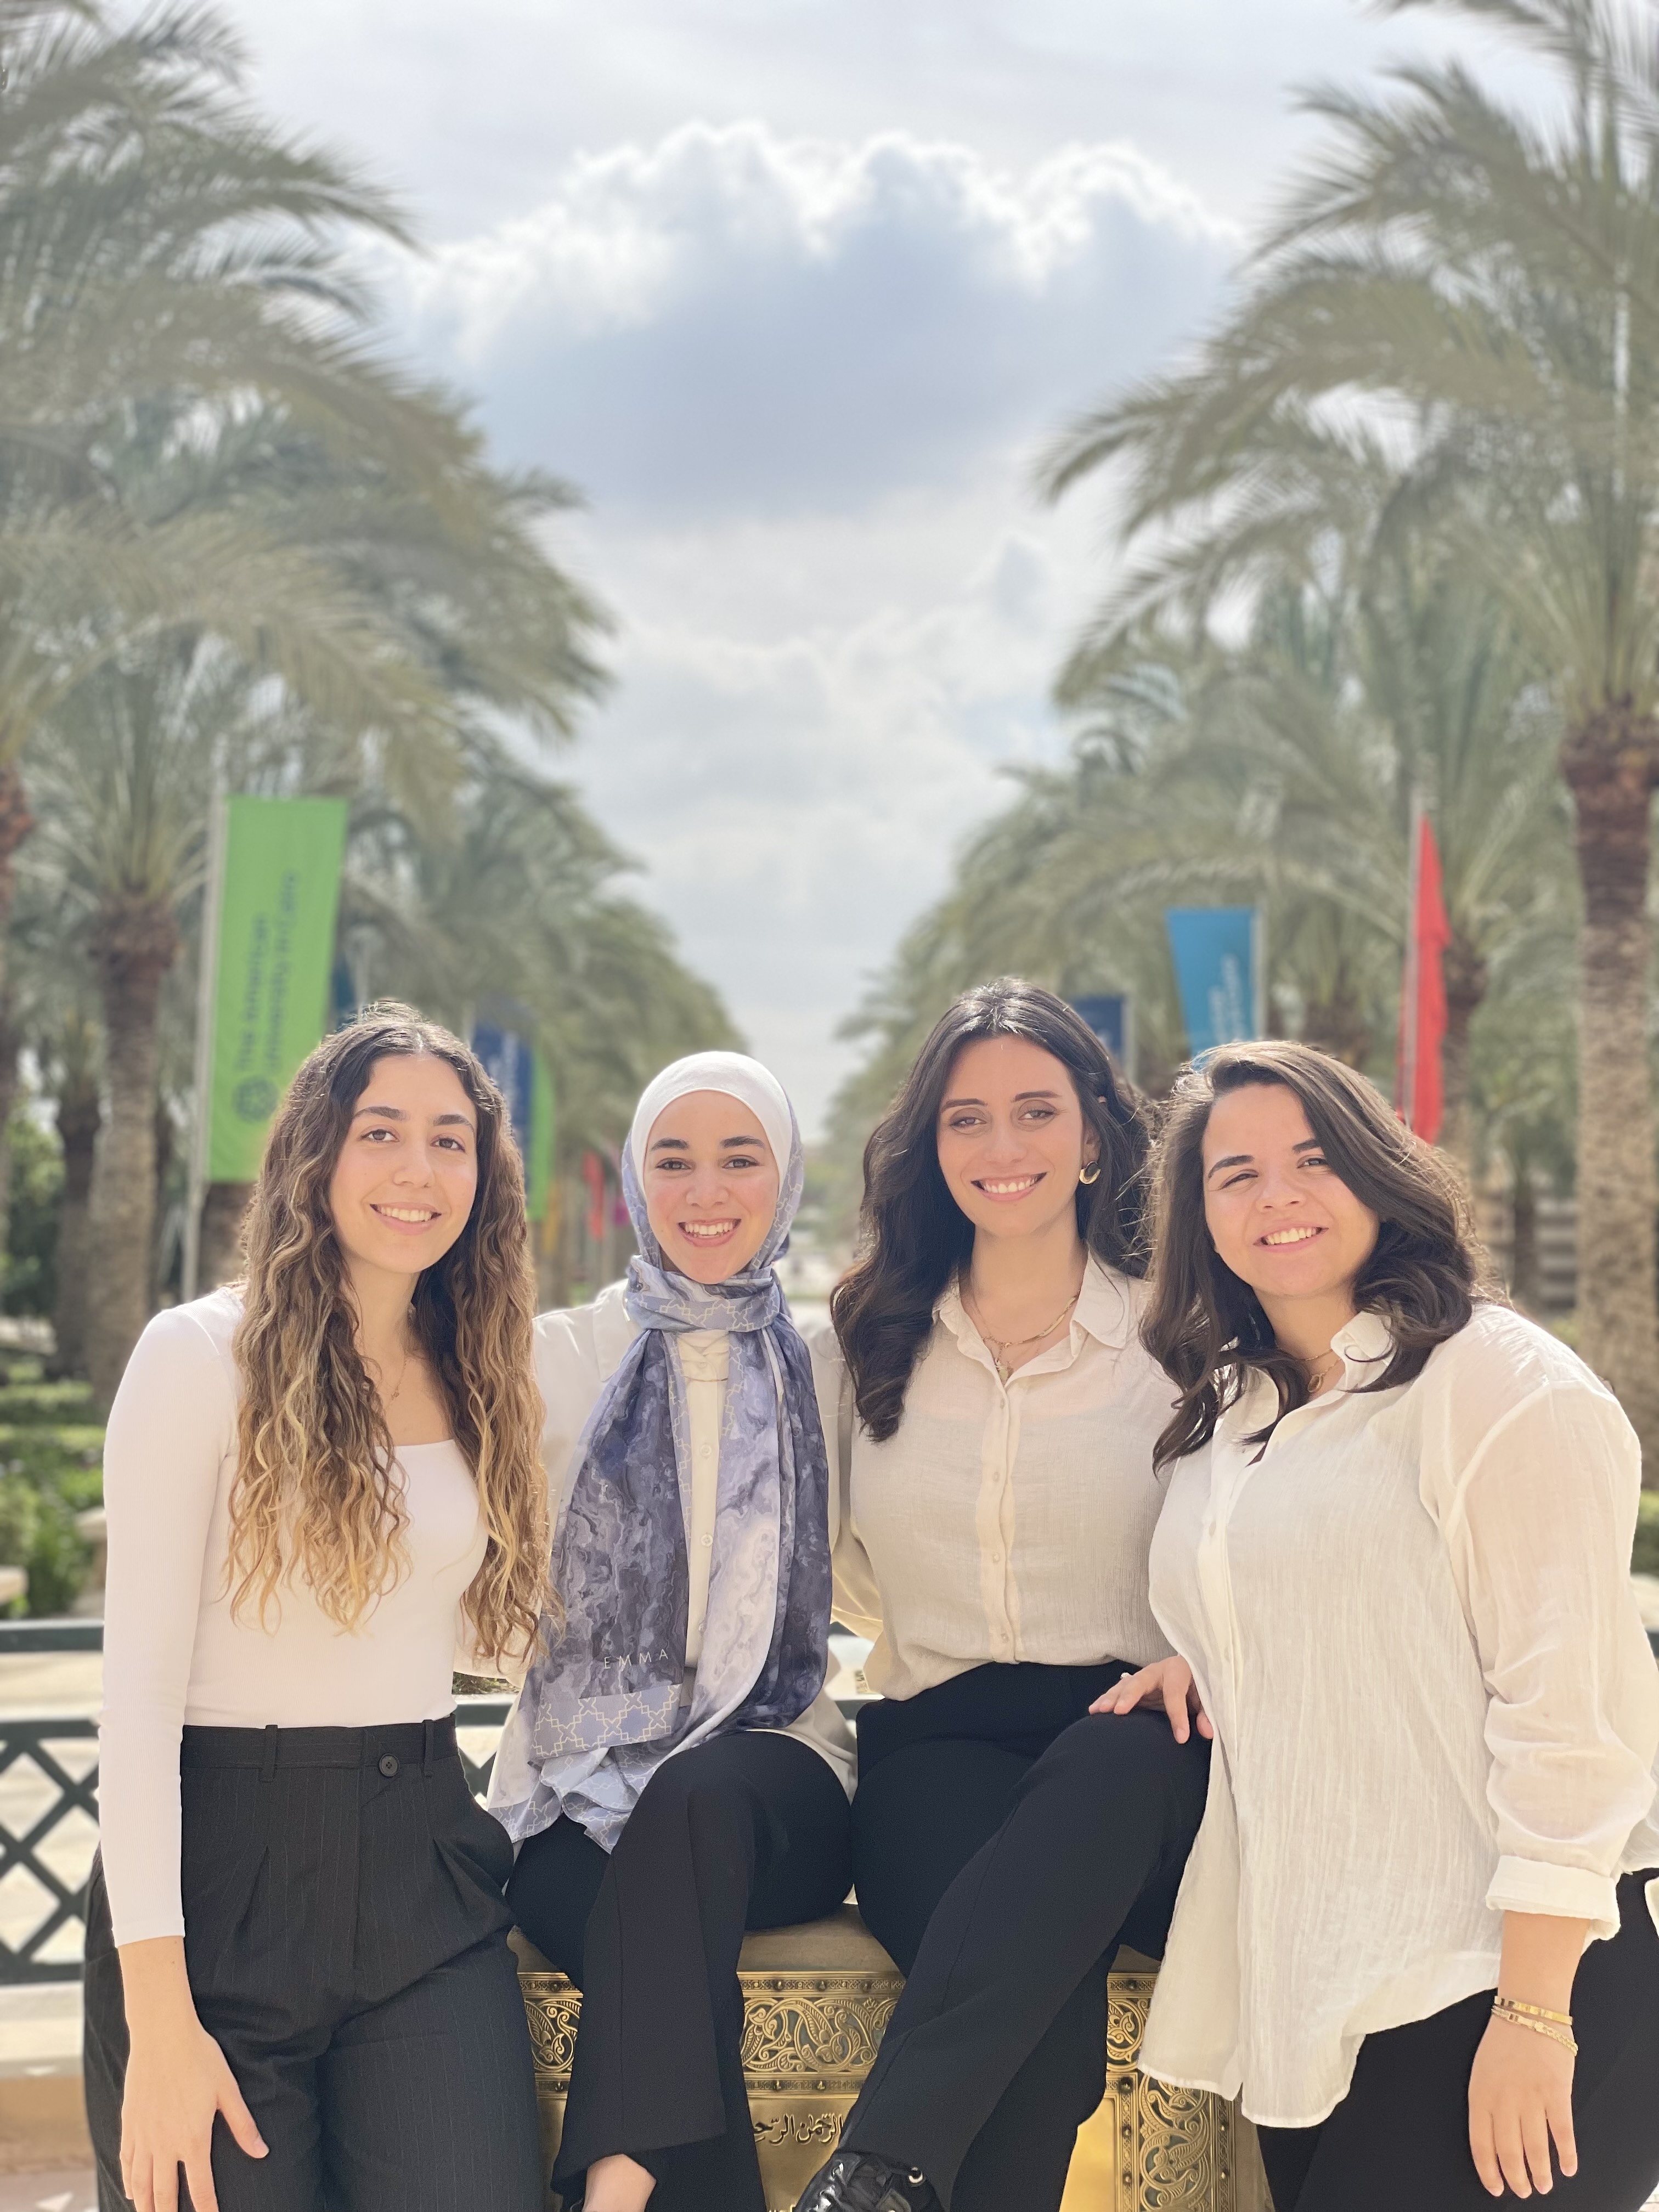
[1078,1161,1102,1186]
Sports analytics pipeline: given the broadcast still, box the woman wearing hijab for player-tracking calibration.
[489,1052,855,2212]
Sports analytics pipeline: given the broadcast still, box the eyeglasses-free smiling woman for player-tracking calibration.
[1101,1041,1659,2212]
[488,1051,854,2212]
[86,1006,550,2212]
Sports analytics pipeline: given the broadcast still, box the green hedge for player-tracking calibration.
[1635,1493,1659,1581]
[0,1364,97,1615]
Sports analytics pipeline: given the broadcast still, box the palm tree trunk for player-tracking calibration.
[0,764,35,1248]
[1301,982,1371,1069]
[1440,934,1488,1171]
[49,1070,100,1379]
[1564,709,1659,1477]
[1510,1154,1541,1314]
[196,1181,253,1291]
[85,893,179,1409]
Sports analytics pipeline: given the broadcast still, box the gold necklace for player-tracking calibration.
[967,1284,1083,1380]
[1305,1350,1343,1397]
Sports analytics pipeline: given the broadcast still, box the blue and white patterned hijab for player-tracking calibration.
[492,1052,832,1850]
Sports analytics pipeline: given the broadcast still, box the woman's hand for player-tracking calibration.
[1468,2015,1576,2198]
[1090,1656,1214,1743]
[1468,1911,1587,2197]
[118,1938,267,2212]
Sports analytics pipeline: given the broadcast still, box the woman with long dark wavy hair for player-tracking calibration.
[795,979,1211,2212]
[86,1004,549,2212]
[1100,1041,1659,2211]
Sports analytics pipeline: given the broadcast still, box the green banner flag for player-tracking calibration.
[204,796,349,1182]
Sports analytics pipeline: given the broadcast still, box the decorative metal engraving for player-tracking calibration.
[521,1959,1268,2212]
[519,1976,580,2085]
[740,1973,900,2084]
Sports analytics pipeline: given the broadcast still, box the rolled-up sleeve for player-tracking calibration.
[1440,1380,1659,1939]
[99,1308,235,1946]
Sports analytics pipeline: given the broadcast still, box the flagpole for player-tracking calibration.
[1400,793,1424,1132]
[183,791,229,1303]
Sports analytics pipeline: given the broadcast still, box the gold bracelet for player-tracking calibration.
[1493,1996,1574,2028]
[1491,2005,1578,2056]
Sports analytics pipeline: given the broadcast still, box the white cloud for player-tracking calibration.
[560,475,1104,1122]
[381,121,1237,516]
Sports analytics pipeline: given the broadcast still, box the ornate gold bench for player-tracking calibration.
[514,1909,1269,2212]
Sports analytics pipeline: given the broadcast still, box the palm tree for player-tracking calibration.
[1043,0,1659,1457]
[32,383,608,1402]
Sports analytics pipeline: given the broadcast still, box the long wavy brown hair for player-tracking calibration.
[228,1003,548,1662]
[833,978,1150,1442]
[1143,1040,1491,1468]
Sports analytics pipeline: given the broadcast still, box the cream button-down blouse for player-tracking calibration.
[1140,1302,1659,2131]
[810,1259,1175,1699]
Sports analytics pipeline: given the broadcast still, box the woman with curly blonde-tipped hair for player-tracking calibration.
[83,1005,549,2212]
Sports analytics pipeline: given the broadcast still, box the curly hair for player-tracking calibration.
[832,978,1150,1442]
[228,1002,548,1663]
[1142,1040,1492,1468]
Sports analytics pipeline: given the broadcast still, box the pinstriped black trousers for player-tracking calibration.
[83,1718,545,2212]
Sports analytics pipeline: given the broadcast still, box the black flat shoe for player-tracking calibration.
[794,2149,942,2212]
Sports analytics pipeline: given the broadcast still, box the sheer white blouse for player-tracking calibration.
[1141,1302,1659,2130]
[809,1260,1175,1699]
[99,1291,489,1948]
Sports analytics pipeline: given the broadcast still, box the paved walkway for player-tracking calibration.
[0,2171,93,2210]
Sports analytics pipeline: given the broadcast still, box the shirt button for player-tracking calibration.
[701,1534,713,1547]
[699,1446,712,1459]
[991,1550,1002,1564]
[377,1754,399,1778]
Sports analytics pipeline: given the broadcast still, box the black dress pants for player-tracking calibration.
[843,1661,1210,2212]
[1259,1870,1659,2212]
[84,1718,544,2212]
[506,1729,853,2212]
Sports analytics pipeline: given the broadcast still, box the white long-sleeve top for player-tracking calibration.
[99,1290,489,1947]
[487,1285,855,1823]
[1141,1301,1659,2130]
[808,1260,1174,1700]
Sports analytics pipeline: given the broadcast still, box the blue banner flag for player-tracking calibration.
[472,1019,535,1157]
[1164,907,1263,1056]
[1069,995,1132,1075]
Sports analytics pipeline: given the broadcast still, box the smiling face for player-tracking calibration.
[641,1089,781,1285]
[326,1053,479,1288]
[1200,1081,1380,1334]
[935,1035,1099,1244]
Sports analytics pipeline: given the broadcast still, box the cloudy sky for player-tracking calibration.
[223,0,1512,1130]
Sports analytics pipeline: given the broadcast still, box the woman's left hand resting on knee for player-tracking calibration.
[1468,1912,1585,2199]
[1090,1657,1214,1743]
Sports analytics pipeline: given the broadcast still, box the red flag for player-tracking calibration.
[1397,808,1452,1143]
[581,1148,606,1241]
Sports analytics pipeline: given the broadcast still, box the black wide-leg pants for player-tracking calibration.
[84,1718,544,2212]
[1259,1869,1659,2212]
[506,1729,853,2212]
[842,1661,1210,2212]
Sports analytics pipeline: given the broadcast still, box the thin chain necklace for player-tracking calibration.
[965,1280,1083,1383]
[371,1327,413,1407]
[1305,1350,1343,1397]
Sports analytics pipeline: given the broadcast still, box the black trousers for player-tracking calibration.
[84,1717,544,2212]
[842,1661,1210,2212]
[506,1729,853,2212]
[1259,1870,1659,2212]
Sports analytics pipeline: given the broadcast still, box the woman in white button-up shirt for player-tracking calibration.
[489,1053,853,2212]
[1103,1041,1659,2212]
[795,980,1211,2212]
